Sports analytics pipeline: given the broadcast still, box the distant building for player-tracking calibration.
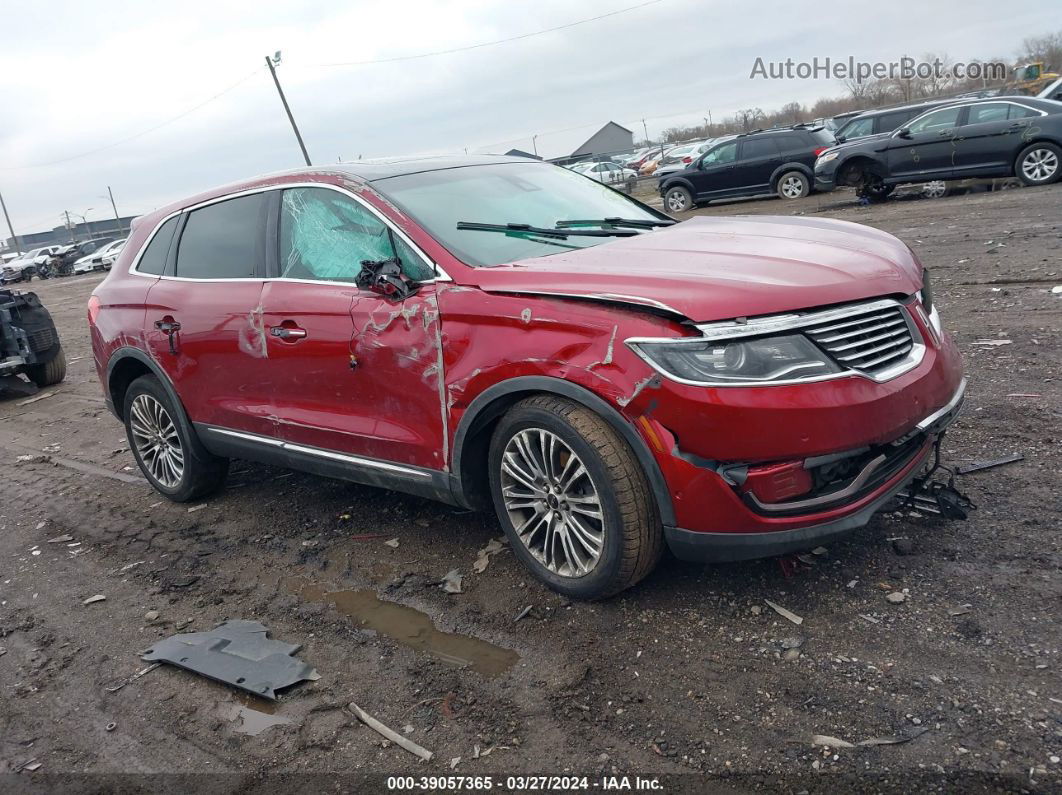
[504,149,542,160]
[487,121,635,165]
[4,215,138,251]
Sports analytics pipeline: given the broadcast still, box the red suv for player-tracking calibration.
[88,156,964,599]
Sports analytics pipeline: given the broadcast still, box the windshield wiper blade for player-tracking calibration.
[555,217,676,229]
[457,222,639,238]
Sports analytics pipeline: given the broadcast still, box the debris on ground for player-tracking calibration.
[186,504,208,514]
[347,702,434,762]
[957,453,1023,474]
[1051,285,1062,294]
[810,726,929,747]
[15,758,42,773]
[440,570,463,594]
[17,391,56,406]
[47,534,74,544]
[886,592,907,604]
[105,662,161,693]
[384,538,400,548]
[764,599,803,625]
[948,604,972,616]
[141,619,319,700]
[144,610,160,622]
[15,454,51,464]
[105,722,117,732]
[971,339,1012,346]
[514,605,533,622]
[450,757,461,769]
[891,537,915,555]
[473,537,507,573]
[82,594,106,605]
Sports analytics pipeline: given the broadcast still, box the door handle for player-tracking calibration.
[154,318,181,354]
[270,325,307,341]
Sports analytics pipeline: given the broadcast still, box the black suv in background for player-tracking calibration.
[833,100,956,142]
[659,126,836,212]
[815,97,1062,197]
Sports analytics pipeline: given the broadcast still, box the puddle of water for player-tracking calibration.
[225,703,292,736]
[286,578,519,677]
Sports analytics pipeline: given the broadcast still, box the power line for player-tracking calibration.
[310,0,668,67]
[1,67,262,171]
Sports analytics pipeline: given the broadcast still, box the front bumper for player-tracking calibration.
[662,377,966,562]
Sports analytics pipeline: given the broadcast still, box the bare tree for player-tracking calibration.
[779,101,805,125]
[1020,32,1062,70]
[735,107,766,132]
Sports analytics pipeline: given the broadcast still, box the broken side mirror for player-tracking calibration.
[355,258,420,301]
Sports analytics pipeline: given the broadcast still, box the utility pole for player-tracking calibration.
[532,135,538,157]
[0,187,21,255]
[641,118,649,145]
[64,211,75,243]
[107,186,124,234]
[265,52,311,166]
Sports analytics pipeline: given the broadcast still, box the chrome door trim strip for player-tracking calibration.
[205,426,433,479]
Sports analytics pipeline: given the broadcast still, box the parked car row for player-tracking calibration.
[0,237,125,283]
[650,95,1062,211]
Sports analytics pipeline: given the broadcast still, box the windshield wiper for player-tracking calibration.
[457,222,639,238]
[555,217,676,229]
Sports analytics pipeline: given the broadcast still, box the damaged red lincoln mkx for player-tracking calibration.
[88,155,964,599]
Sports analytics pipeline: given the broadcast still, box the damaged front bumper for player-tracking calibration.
[664,378,966,562]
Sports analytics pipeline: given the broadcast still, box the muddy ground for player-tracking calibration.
[1,185,1060,793]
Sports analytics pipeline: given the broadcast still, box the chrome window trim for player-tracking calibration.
[128,181,450,283]
[892,100,1048,138]
[625,298,927,387]
[206,426,433,479]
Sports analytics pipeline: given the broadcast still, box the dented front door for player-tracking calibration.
[259,184,447,471]
[258,280,446,470]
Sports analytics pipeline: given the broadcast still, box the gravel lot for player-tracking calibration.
[1,185,1060,792]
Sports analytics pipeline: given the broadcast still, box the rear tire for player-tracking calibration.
[776,171,810,199]
[26,345,66,387]
[488,395,662,600]
[123,374,229,502]
[664,185,694,213]
[1015,142,1061,186]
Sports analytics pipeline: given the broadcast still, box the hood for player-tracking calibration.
[466,215,922,323]
[827,131,891,153]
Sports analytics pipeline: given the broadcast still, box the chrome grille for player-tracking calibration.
[803,304,914,374]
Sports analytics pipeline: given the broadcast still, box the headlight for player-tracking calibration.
[816,151,839,165]
[629,334,842,386]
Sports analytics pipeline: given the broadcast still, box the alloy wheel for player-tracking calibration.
[499,428,604,578]
[922,180,948,199]
[1022,148,1059,182]
[780,176,804,198]
[666,191,689,212]
[129,394,184,488]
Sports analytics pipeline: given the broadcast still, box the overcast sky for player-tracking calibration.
[0,0,1046,237]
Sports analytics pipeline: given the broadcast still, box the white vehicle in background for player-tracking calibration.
[73,238,126,274]
[1037,75,1062,101]
[573,160,638,192]
[0,246,59,284]
[653,139,718,177]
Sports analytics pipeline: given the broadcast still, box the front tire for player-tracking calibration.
[488,395,662,600]
[26,346,66,387]
[777,171,810,199]
[664,185,693,213]
[1016,143,1061,186]
[123,375,229,502]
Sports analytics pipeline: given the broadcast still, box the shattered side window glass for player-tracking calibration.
[279,187,434,283]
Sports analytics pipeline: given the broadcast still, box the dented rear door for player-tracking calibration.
[143,193,274,438]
